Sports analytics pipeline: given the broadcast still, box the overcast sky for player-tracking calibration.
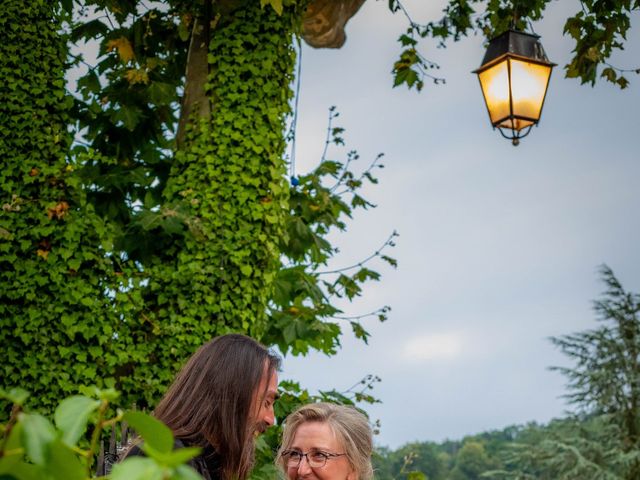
[280,0,640,448]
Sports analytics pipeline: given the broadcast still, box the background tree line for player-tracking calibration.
[373,266,640,480]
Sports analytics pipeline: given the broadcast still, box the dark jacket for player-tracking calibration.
[124,438,222,480]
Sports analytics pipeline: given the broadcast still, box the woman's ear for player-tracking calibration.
[346,468,357,480]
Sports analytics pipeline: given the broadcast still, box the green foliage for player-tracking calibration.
[0,388,202,480]
[485,416,639,480]
[450,441,495,480]
[486,266,640,480]
[375,444,442,480]
[387,0,639,89]
[563,0,639,88]
[96,2,305,407]
[545,265,640,479]
[374,267,640,480]
[2,0,395,424]
[550,266,640,433]
[0,0,125,414]
[264,107,395,356]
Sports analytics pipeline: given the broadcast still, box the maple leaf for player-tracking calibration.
[106,37,135,63]
[125,68,149,85]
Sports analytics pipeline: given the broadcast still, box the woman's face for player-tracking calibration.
[286,421,356,480]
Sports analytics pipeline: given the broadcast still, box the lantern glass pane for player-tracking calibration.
[478,60,510,125]
[509,59,552,121]
[497,118,534,131]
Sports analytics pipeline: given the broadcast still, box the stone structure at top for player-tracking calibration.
[302,0,366,48]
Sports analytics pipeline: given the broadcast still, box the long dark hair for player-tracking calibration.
[154,334,280,480]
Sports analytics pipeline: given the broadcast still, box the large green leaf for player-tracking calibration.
[18,414,56,466]
[123,411,174,454]
[110,457,164,480]
[0,422,25,471]
[148,82,176,105]
[0,460,39,480]
[142,445,201,468]
[54,396,100,447]
[172,464,203,480]
[47,440,84,480]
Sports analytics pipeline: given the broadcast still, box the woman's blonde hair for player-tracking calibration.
[276,403,373,480]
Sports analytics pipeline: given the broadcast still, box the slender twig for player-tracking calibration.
[86,399,109,478]
[0,404,21,457]
[0,448,24,458]
[604,61,640,74]
[395,0,422,29]
[342,374,380,395]
[329,151,357,193]
[332,306,390,322]
[316,230,397,275]
[68,53,98,73]
[334,152,384,196]
[105,10,116,29]
[320,108,337,163]
[392,1,445,84]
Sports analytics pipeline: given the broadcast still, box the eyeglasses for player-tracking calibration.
[282,450,347,468]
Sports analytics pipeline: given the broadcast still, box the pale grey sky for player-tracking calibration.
[280,0,640,448]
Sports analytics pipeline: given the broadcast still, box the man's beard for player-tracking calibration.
[254,421,269,435]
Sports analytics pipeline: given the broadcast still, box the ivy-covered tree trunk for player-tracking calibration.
[119,3,300,401]
[0,1,122,412]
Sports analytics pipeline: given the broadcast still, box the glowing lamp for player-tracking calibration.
[473,30,555,145]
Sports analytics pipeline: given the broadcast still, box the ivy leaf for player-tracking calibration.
[260,0,283,15]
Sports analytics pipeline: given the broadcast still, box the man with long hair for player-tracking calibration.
[127,334,280,480]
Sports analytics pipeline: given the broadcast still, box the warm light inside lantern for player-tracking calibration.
[477,56,552,131]
[473,30,556,145]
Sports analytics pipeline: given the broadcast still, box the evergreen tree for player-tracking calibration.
[549,265,640,478]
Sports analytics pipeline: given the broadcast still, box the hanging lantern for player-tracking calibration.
[473,30,555,146]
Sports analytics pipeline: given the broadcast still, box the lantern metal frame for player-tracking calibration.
[473,29,556,145]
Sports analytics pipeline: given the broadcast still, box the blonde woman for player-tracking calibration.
[277,403,373,480]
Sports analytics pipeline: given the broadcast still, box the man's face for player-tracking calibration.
[252,367,279,435]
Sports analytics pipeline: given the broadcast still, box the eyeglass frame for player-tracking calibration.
[282,449,347,468]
